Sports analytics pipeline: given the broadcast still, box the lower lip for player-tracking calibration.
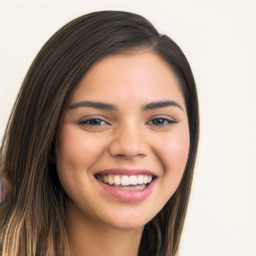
[97,178,156,202]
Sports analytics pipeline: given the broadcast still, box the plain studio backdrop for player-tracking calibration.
[0,0,255,255]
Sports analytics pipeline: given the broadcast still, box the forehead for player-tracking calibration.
[69,51,185,107]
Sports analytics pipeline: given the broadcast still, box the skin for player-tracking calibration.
[56,51,190,256]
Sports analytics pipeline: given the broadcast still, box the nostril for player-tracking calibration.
[113,153,146,160]
[108,133,150,159]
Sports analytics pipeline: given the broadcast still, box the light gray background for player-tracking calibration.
[0,0,256,255]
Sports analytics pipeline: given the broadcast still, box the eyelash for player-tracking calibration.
[78,117,176,127]
[146,117,176,126]
[78,118,109,126]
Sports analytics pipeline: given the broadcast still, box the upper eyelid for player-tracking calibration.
[147,114,176,121]
[146,115,178,126]
[79,118,107,123]
[76,114,177,124]
[77,117,111,126]
[147,118,176,124]
[77,115,110,123]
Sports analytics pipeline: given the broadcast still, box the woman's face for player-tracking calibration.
[56,51,190,230]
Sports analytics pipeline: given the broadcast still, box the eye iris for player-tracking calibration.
[153,118,166,125]
[89,119,102,125]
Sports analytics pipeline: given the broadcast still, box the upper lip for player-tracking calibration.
[94,168,157,177]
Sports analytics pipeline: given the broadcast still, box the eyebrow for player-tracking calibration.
[69,101,118,110]
[69,100,183,111]
[142,100,184,111]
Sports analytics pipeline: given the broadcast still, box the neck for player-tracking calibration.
[65,201,144,256]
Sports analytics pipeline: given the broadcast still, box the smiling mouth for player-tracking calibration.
[95,174,154,191]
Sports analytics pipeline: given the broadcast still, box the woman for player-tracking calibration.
[0,11,199,256]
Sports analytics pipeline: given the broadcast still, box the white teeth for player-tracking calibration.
[98,174,153,187]
[114,175,121,185]
[103,175,108,183]
[114,184,146,190]
[137,175,144,185]
[121,175,129,186]
[147,176,152,183]
[129,175,138,185]
[108,175,114,185]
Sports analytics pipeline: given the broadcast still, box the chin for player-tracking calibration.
[101,209,154,231]
[108,220,145,231]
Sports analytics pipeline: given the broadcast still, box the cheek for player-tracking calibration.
[55,127,104,193]
[167,138,189,167]
[55,126,106,198]
[156,131,190,204]
[160,129,190,178]
[56,126,105,169]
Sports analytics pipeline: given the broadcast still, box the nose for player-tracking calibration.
[108,124,149,159]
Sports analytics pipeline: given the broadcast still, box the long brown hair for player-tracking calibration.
[0,11,199,256]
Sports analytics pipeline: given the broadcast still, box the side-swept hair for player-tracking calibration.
[0,11,199,256]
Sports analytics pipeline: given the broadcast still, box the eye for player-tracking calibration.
[78,118,108,126]
[147,117,176,126]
